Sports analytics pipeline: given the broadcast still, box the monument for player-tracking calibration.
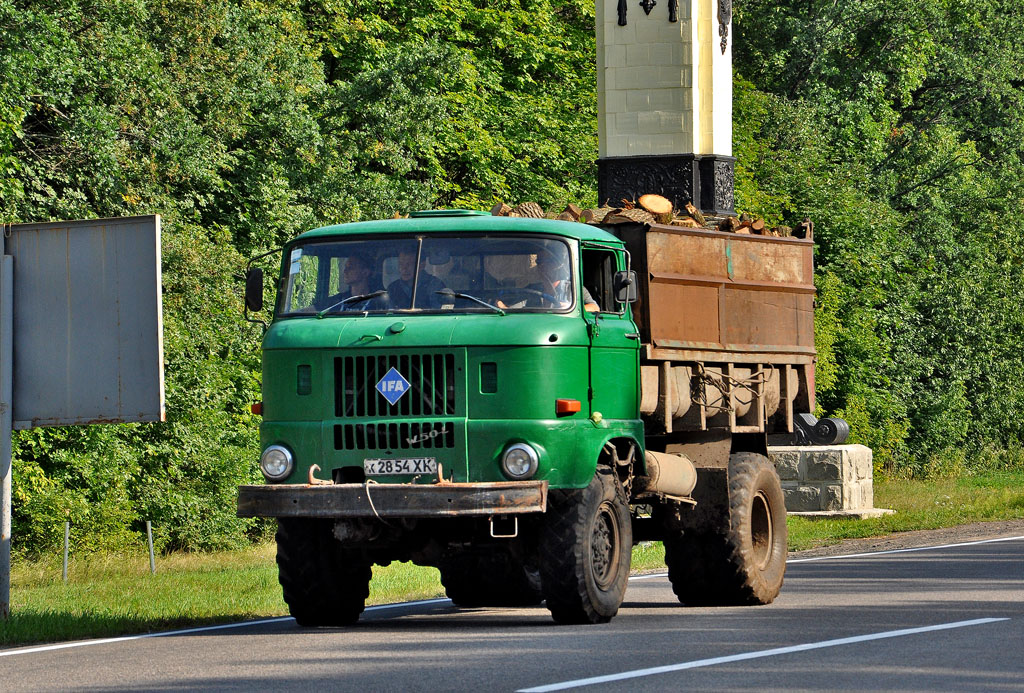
[596,0,735,214]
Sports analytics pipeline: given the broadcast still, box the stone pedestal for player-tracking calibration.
[768,445,894,519]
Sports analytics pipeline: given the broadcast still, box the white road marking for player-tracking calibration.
[786,535,1024,563]
[0,598,453,658]
[3,535,1020,658]
[516,618,1010,692]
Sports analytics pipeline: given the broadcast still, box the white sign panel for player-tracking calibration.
[6,215,165,428]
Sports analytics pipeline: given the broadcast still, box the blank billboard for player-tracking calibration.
[5,215,165,428]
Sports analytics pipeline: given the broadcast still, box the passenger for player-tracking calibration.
[321,253,383,312]
[387,249,447,309]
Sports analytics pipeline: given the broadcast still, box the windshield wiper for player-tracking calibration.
[436,289,505,315]
[317,289,389,318]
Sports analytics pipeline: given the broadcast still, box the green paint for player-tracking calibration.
[726,242,734,279]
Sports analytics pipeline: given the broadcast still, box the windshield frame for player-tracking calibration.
[273,232,581,319]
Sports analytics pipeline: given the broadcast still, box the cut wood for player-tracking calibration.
[562,203,583,221]
[490,202,511,217]
[639,194,674,224]
[718,216,741,233]
[750,218,766,233]
[684,202,707,227]
[556,211,576,221]
[582,207,616,224]
[605,208,655,225]
[511,202,545,219]
[671,217,701,228]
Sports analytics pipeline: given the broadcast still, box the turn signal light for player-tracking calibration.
[556,399,581,415]
[251,402,263,416]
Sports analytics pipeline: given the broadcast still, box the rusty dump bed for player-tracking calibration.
[609,223,816,435]
[613,223,815,363]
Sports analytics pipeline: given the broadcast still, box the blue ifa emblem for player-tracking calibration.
[376,367,411,406]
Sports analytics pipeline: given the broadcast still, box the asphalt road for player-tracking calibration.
[3,534,1022,692]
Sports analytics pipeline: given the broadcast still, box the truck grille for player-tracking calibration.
[335,353,457,418]
[334,421,455,450]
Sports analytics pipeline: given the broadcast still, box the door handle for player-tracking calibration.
[625,332,640,339]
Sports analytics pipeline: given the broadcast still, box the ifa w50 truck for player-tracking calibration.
[238,209,833,625]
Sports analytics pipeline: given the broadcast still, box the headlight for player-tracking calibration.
[501,443,539,480]
[260,445,294,481]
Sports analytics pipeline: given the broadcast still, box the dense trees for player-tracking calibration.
[2,0,1022,554]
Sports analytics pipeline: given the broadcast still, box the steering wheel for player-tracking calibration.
[496,288,554,307]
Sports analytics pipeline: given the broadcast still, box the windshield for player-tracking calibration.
[277,235,577,316]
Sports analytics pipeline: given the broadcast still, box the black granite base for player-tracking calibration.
[597,154,735,215]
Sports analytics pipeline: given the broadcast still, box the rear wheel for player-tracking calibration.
[276,518,372,626]
[538,470,632,624]
[664,452,787,606]
[438,551,542,607]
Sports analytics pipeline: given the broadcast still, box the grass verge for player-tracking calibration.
[3,469,1022,647]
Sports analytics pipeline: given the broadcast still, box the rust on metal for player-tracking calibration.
[237,480,548,519]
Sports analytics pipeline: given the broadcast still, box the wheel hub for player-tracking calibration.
[591,502,620,589]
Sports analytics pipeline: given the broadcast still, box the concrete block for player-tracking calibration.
[860,483,874,509]
[650,42,685,68]
[626,43,650,67]
[805,449,843,481]
[626,136,653,155]
[648,88,684,111]
[773,450,801,481]
[650,133,684,155]
[604,89,627,114]
[625,89,650,111]
[606,44,627,69]
[784,485,822,512]
[823,485,843,511]
[614,112,639,136]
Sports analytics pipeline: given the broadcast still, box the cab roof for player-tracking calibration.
[296,211,624,245]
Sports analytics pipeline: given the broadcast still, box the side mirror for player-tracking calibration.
[245,267,264,312]
[613,270,638,304]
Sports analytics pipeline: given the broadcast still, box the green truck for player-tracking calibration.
[238,209,834,625]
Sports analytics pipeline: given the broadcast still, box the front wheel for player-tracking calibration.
[664,452,787,606]
[276,518,372,626]
[538,470,632,624]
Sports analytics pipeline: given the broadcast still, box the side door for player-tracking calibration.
[581,244,640,421]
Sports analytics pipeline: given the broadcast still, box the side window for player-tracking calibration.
[286,252,320,312]
[581,249,617,312]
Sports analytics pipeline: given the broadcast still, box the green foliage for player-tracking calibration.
[734,0,1024,477]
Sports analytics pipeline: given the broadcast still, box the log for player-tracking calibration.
[562,203,583,221]
[750,218,766,234]
[671,217,701,228]
[491,202,511,217]
[684,202,707,227]
[556,211,576,221]
[795,217,814,239]
[638,194,674,224]
[718,216,741,233]
[582,207,616,224]
[511,202,545,219]
[605,207,655,225]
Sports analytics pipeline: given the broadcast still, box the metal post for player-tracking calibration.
[146,521,155,575]
[63,522,69,583]
[1,239,13,619]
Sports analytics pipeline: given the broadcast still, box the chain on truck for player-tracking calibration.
[237,209,848,625]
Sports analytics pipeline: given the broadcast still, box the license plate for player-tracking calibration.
[363,457,437,476]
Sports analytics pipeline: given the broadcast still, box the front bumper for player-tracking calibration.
[237,480,548,519]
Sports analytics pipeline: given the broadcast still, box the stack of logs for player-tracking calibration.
[489,195,813,239]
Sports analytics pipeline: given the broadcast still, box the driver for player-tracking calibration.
[504,250,598,312]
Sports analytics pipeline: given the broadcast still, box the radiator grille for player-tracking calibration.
[335,353,457,418]
[334,421,455,450]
